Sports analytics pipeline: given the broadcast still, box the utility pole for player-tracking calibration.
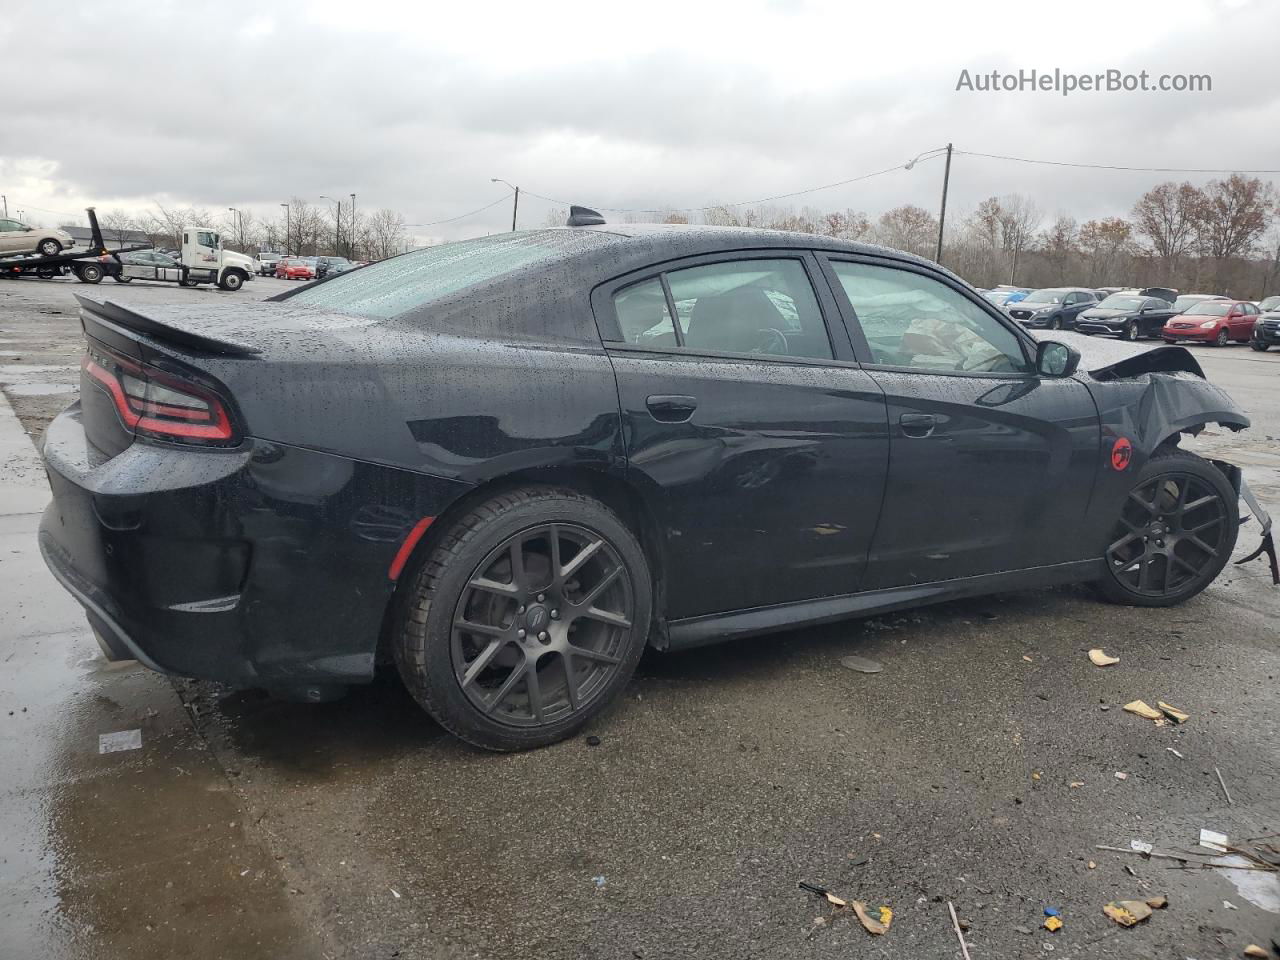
[1,195,6,218]
[490,179,519,231]
[350,193,356,259]
[934,143,953,265]
[280,202,290,256]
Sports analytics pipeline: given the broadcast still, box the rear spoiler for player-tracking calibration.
[75,295,262,357]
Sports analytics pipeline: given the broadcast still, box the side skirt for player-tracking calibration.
[664,558,1105,650]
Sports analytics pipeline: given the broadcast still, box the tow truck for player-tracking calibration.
[0,207,251,291]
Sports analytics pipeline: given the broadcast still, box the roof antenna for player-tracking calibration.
[567,205,606,227]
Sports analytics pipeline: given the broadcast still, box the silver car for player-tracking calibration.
[0,218,76,257]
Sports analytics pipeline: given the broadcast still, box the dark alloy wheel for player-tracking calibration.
[394,487,651,751]
[1215,328,1229,346]
[1096,449,1237,607]
[1050,317,1063,330]
[1252,341,1269,351]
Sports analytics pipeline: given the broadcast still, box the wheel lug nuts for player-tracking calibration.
[550,609,559,619]
[538,631,548,641]
[517,628,526,638]
[537,594,545,603]
[517,605,525,614]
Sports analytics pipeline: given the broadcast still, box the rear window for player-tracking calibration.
[285,231,611,319]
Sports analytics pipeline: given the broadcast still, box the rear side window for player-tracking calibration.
[832,261,1030,374]
[286,231,613,320]
[610,258,833,360]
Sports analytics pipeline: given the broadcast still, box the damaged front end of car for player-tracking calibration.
[1036,332,1277,584]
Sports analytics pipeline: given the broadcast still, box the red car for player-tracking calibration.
[1162,300,1261,345]
[275,256,316,280]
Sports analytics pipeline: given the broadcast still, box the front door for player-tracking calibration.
[821,255,1101,589]
[596,253,890,619]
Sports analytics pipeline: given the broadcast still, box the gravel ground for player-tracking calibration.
[2,273,1277,959]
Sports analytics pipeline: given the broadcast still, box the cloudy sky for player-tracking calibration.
[2,0,1277,244]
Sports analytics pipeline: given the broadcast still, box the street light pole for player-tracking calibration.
[490,178,519,231]
[227,207,242,249]
[1,195,6,218]
[280,202,290,256]
[934,142,953,266]
[349,193,356,259]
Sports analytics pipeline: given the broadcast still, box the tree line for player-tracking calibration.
[545,174,1279,298]
[88,197,411,262]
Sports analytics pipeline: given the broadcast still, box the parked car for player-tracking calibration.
[0,218,76,257]
[1074,294,1176,341]
[99,249,183,284]
[38,219,1271,751]
[257,252,282,276]
[982,287,1030,307]
[1250,307,1280,351]
[275,256,316,280]
[1162,300,1261,345]
[1256,295,1280,313]
[1139,286,1178,304]
[1170,294,1226,315]
[1006,287,1098,330]
[315,256,355,279]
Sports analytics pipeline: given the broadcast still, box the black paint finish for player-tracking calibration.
[38,225,1257,685]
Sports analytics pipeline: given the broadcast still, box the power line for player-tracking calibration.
[404,192,513,227]
[956,149,1280,175]
[522,148,950,214]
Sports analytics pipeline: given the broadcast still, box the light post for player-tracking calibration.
[320,196,341,256]
[349,193,356,260]
[280,202,290,256]
[1,195,7,218]
[227,207,244,249]
[490,178,519,231]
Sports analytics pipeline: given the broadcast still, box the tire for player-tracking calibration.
[394,486,652,751]
[1163,338,1176,344]
[77,263,103,284]
[219,269,245,291]
[1123,320,1138,341]
[112,274,132,283]
[36,266,59,280]
[37,238,62,257]
[179,278,198,287]
[1049,317,1063,330]
[1214,329,1229,346]
[1251,341,1269,352]
[1094,447,1238,607]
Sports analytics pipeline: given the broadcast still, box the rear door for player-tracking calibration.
[819,254,1101,588]
[595,251,890,619]
[1139,297,1174,337]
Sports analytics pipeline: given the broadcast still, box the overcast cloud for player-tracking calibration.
[1,0,1278,243]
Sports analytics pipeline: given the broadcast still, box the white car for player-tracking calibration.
[0,218,76,257]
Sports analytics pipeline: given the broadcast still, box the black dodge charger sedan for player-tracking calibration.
[1073,293,1176,340]
[39,213,1273,750]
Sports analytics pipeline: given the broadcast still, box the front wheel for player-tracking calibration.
[76,263,103,284]
[1049,317,1063,330]
[394,487,652,751]
[1215,329,1229,346]
[219,269,245,291]
[1123,320,1138,341]
[1251,341,1269,352]
[37,238,62,257]
[1095,448,1238,607]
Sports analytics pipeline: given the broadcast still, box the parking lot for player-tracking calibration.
[1,274,1278,959]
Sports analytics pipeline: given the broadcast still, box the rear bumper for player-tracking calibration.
[39,402,469,685]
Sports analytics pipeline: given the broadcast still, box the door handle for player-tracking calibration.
[899,413,937,437]
[646,395,698,423]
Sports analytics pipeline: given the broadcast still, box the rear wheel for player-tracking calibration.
[112,274,132,283]
[394,487,652,751]
[1095,448,1238,607]
[1252,341,1269,352]
[76,263,103,284]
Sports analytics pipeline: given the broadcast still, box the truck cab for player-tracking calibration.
[180,228,250,291]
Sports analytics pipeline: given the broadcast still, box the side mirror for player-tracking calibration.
[23,226,34,232]
[1036,340,1081,377]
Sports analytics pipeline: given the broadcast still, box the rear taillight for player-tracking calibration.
[83,346,238,445]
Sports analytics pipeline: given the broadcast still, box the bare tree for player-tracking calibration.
[997,194,1041,284]
[99,209,139,247]
[1038,215,1079,284]
[1131,181,1204,280]
[362,208,408,261]
[1078,217,1137,285]
[872,205,938,258]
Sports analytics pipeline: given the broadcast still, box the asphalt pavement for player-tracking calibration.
[1,273,1277,959]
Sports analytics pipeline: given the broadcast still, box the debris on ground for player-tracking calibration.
[1243,945,1270,958]
[592,875,607,888]
[1088,861,1096,869]
[946,901,972,960]
[585,735,601,746]
[1102,896,1166,926]
[1123,700,1164,721]
[851,900,891,935]
[1224,900,1239,909]
[1023,655,1033,662]
[1088,648,1120,667]
[1167,747,1185,759]
[1215,766,1234,805]
[1043,915,1063,932]
[1130,840,1153,854]
[1157,701,1190,724]
[98,729,143,754]
[1070,781,1085,788]
[1115,771,1130,781]
[1201,829,1230,853]
[840,655,883,674]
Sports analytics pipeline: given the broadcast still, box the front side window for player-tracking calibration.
[663,259,833,359]
[831,261,1031,374]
